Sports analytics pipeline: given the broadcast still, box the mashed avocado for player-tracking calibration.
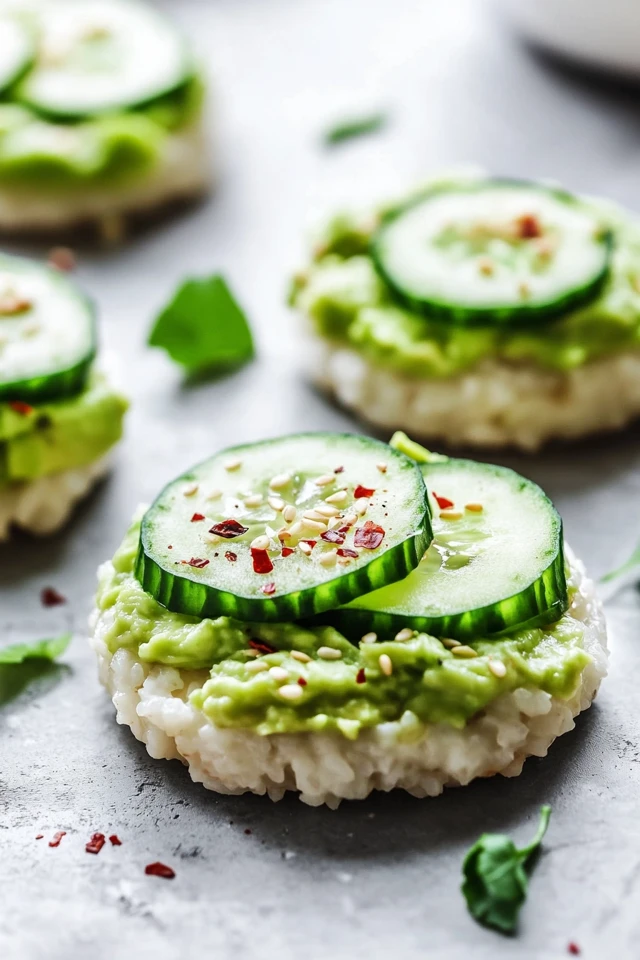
[0,373,128,483]
[292,175,640,376]
[96,519,591,739]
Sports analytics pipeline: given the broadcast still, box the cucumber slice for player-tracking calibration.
[372,180,612,326]
[0,253,96,403]
[329,457,568,641]
[0,13,34,94]
[18,0,192,118]
[136,433,432,622]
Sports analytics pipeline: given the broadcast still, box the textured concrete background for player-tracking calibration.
[2,0,640,957]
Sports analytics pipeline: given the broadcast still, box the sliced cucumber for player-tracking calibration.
[18,0,192,118]
[372,179,612,326]
[329,457,568,641]
[0,253,96,403]
[0,13,34,94]
[136,433,432,622]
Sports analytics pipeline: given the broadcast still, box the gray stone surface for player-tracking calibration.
[2,0,640,956]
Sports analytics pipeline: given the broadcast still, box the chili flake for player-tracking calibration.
[567,945,581,957]
[301,539,317,549]
[249,639,275,655]
[49,831,66,848]
[337,548,359,559]
[252,548,274,575]
[354,485,375,499]
[356,668,366,684]
[48,247,76,272]
[109,834,122,846]
[334,465,345,474]
[354,521,385,550]
[86,833,106,855]
[41,587,66,607]
[433,492,454,510]
[297,677,307,687]
[516,213,542,239]
[225,550,237,562]
[321,529,346,545]
[281,547,295,557]
[209,519,249,539]
[145,862,175,879]
[9,400,34,416]
[190,513,205,523]
[182,557,209,569]
[262,582,276,596]
[35,834,44,840]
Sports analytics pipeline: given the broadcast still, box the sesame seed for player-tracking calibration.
[299,542,313,556]
[439,510,463,521]
[251,535,270,551]
[361,632,377,645]
[277,527,292,541]
[315,504,341,518]
[314,474,335,487]
[269,666,289,682]
[376,462,388,474]
[318,549,337,567]
[279,684,304,701]
[269,473,292,490]
[245,494,264,508]
[291,650,311,663]
[451,645,478,659]
[394,627,414,642]
[337,557,351,565]
[465,503,484,513]
[354,498,369,516]
[246,660,269,674]
[441,638,461,649]
[268,496,285,512]
[283,505,297,523]
[342,513,357,528]
[327,517,343,530]
[326,490,348,505]
[301,518,327,534]
[378,654,393,676]
[287,521,303,538]
[489,660,507,678]
[478,257,494,276]
[224,458,242,472]
[317,646,342,660]
[182,482,199,497]
[303,510,326,522]
[207,488,223,501]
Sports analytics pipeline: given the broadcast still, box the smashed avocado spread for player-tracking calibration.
[291,173,640,376]
[0,373,128,483]
[96,518,591,739]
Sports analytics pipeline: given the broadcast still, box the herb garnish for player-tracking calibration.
[462,805,551,934]
[601,541,640,584]
[323,112,387,146]
[0,633,71,664]
[148,274,254,375]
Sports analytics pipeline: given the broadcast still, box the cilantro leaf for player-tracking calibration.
[323,112,387,146]
[148,274,254,375]
[0,633,71,664]
[462,805,551,935]
[601,541,640,584]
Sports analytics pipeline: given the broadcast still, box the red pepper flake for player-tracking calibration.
[252,548,274,575]
[35,834,44,840]
[225,550,237,562]
[181,557,209,569]
[301,539,317,549]
[109,834,122,846]
[191,513,205,522]
[244,828,252,836]
[85,833,106,855]
[354,521,385,550]
[281,547,295,557]
[49,831,66,848]
[354,485,375,499]
[433,492,454,510]
[262,582,276,596]
[41,586,66,607]
[48,246,76,272]
[298,677,307,687]
[356,668,366,684]
[9,400,34,416]
[321,529,346,545]
[249,639,275,655]
[567,945,581,957]
[209,518,249,539]
[337,547,359,559]
[334,465,345,474]
[145,862,175,880]
[516,213,542,239]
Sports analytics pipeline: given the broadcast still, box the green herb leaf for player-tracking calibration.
[462,805,551,935]
[148,274,254,375]
[601,542,640,583]
[0,633,71,664]
[323,112,387,146]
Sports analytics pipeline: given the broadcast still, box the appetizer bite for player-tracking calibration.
[0,252,127,538]
[90,432,607,807]
[291,172,640,449]
[0,0,208,239]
